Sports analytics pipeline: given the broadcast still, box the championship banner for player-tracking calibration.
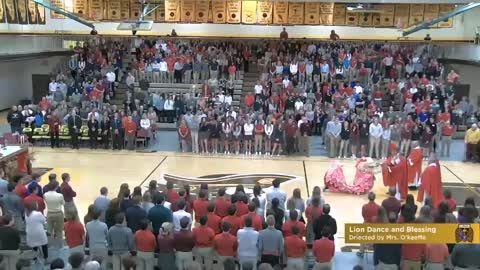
[319,3,333,26]
[304,2,319,25]
[155,1,165,22]
[226,1,240,24]
[0,0,4,23]
[50,0,65,18]
[107,0,122,20]
[165,0,180,21]
[180,0,195,22]
[16,0,27,23]
[195,0,209,23]
[287,2,303,25]
[408,4,424,26]
[345,11,358,26]
[211,1,225,23]
[273,2,287,24]
[394,4,409,28]
[358,12,372,26]
[73,0,88,17]
[332,4,345,25]
[319,3,333,14]
[27,0,36,23]
[119,0,129,19]
[36,3,45,24]
[89,0,104,20]
[256,1,272,24]
[5,0,18,23]
[319,14,333,25]
[345,223,480,244]
[423,4,439,25]
[379,4,394,26]
[241,0,256,24]
[437,4,454,28]
[129,0,140,19]
[372,14,381,26]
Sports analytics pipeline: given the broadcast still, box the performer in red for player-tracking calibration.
[407,141,423,190]
[382,144,408,200]
[417,155,443,207]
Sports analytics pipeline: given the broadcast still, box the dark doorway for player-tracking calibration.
[31,74,51,103]
[453,84,470,102]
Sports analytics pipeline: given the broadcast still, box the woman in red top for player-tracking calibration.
[178,119,190,153]
[305,196,323,244]
[48,112,61,148]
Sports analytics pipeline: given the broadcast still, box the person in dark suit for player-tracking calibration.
[313,204,337,241]
[87,114,99,149]
[67,109,82,149]
[111,112,123,150]
[100,112,111,149]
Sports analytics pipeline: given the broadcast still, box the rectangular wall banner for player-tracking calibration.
[304,2,319,25]
[423,4,439,24]
[358,12,372,26]
[287,2,303,25]
[437,4,454,28]
[0,0,5,23]
[345,11,358,26]
[372,14,381,26]
[226,1,241,24]
[5,0,18,23]
[332,4,345,25]
[73,0,88,17]
[241,0,256,24]
[107,0,122,20]
[50,0,65,18]
[211,1,225,23]
[181,0,195,22]
[89,0,104,20]
[16,0,27,23]
[379,4,394,26]
[408,4,424,26]
[195,0,209,22]
[319,14,333,25]
[256,1,272,24]
[165,0,180,21]
[27,0,36,23]
[36,3,45,24]
[273,2,287,24]
[155,1,165,22]
[319,3,333,14]
[394,4,409,28]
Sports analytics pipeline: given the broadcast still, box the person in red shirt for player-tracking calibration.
[24,185,45,213]
[282,210,305,237]
[192,215,215,270]
[135,219,157,270]
[213,222,237,265]
[228,63,237,81]
[206,203,222,234]
[166,56,175,83]
[440,121,454,157]
[48,111,61,148]
[358,192,380,257]
[234,193,249,217]
[214,188,230,218]
[284,226,307,270]
[193,189,209,222]
[244,93,255,108]
[124,116,137,150]
[313,227,335,269]
[14,178,28,199]
[64,212,85,255]
[240,203,263,231]
[401,243,426,269]
[442,190,456,213]
[221,205,241,236]
[166,181,180,211]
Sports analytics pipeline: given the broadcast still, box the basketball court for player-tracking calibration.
[31,147,479,249]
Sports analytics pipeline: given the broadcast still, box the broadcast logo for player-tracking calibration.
[455,224,474,243]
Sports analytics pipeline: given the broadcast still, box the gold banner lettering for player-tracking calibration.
[181,0,195,22]
[5,0,17,23]
[50,0,65,18]
[107,0,122,20]
[17,0,27,24]
[319,3,333,14]
[409,4,424,26]
[195,0,209,23]
[345,11,358,26]
[226,1,241,24]
[89,0,104,20]
[27,0,36,23]
[394,4,409,28]
[74,0,88,17]
[287,2,303,24]
[241,1,256,24]
[332,4,345,25]
[273,2,287,24]
[256,1,272,24]
[304,2,319,24]
[155,1,165,22]
[165,0,180,21]
[211,1,225,23]
[358,12,372,26]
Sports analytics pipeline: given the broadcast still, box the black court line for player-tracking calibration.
[303,160,310,197]
[442,165,480,197]
[139,156,168,187]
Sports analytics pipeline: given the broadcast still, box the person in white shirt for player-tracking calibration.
[224,93,232,106]
[383,54,394,77]
[282,77,290,89]
[151,59,161,83]
[49,79,57,95]
[294,98,304,112]
[306,61,314,82]
[43,182,65,244]
[159,58,168,83]
[266,179,287,210]
[126,72,135,91]
[243,119,254,155]
[140,113,151,139]
[164,96,175,123]
[381,122,391,159]
[237,216,259,270]
[172,199,192,232]
[264,120,274,156]
[369,117,383,159]
[254,81,263,96]
[217,92,226,104]
[290,62,298,77]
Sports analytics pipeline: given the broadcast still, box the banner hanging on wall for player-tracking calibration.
[155,1,165,22]
[73,0,88,17]
[165,0,180,21]
[358,12,372,26]
[181,0,196,22]
[423,4,439,25]
[226,1,241,24]
[379,4,394,26]
[16,0,27,23]
[195,0,209,23]
[287,2,304,25]
[5,0,18,23]
[27,0,36,23]
[211,1,225,23]
[345,11,359,26]
[0,0,5,23]
[408,4,424,26]
[437,4,454,28]
[50,0,65,18]
[241,1,256,24]
[273,2,287,24]
[107,0,122,20]
[394,4,409,28]
[256,1,272,24]
[304,2,319,24]
[89,0,104,20]
[36,2,46,24]
[332,4,345,25]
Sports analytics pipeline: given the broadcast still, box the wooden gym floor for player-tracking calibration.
[31,147,479,249]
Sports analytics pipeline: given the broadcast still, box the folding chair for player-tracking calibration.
[135,129,148,149]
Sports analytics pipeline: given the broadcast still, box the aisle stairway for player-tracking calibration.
[240,64,260,110]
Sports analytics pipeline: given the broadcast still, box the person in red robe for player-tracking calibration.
[382,144,408,200]
[417,156,443,207]
[407,142,423,189]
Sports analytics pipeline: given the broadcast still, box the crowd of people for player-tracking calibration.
[1,167,480,270]
[3,37,477,159]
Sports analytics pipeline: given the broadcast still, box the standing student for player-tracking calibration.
[284,225,307,270]
[60,173,78,220]
[135,219,156,270]
[86,210,108,268]
[192,215,215,270]
[174,217,195,270]
[87,113,99,149]
[44,181,65,245]
[67,109,82,149]
[214,222,238,267]
[0,215,21,270]
[237,216,259,270]
[107,212,135,270]
[258,215,283,268]
[64,212,85,256]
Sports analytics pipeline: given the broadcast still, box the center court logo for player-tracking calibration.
[455,224,474,243]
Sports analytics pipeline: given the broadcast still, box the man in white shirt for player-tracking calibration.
[254,81,263,96]
[294,98,304,112]
[237,216,259,270]
[282,77,290,89]
[369,117,383,159]
[224,93,233,106]
[49,79,57,95]
[290,62,298,77]
[44,182,65,245]
[151,59,161,83]
[217,92,225,104]
[172,199,192,232]
[126,72,135,91]
[266,179,287,210]
[159,58,168,83]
